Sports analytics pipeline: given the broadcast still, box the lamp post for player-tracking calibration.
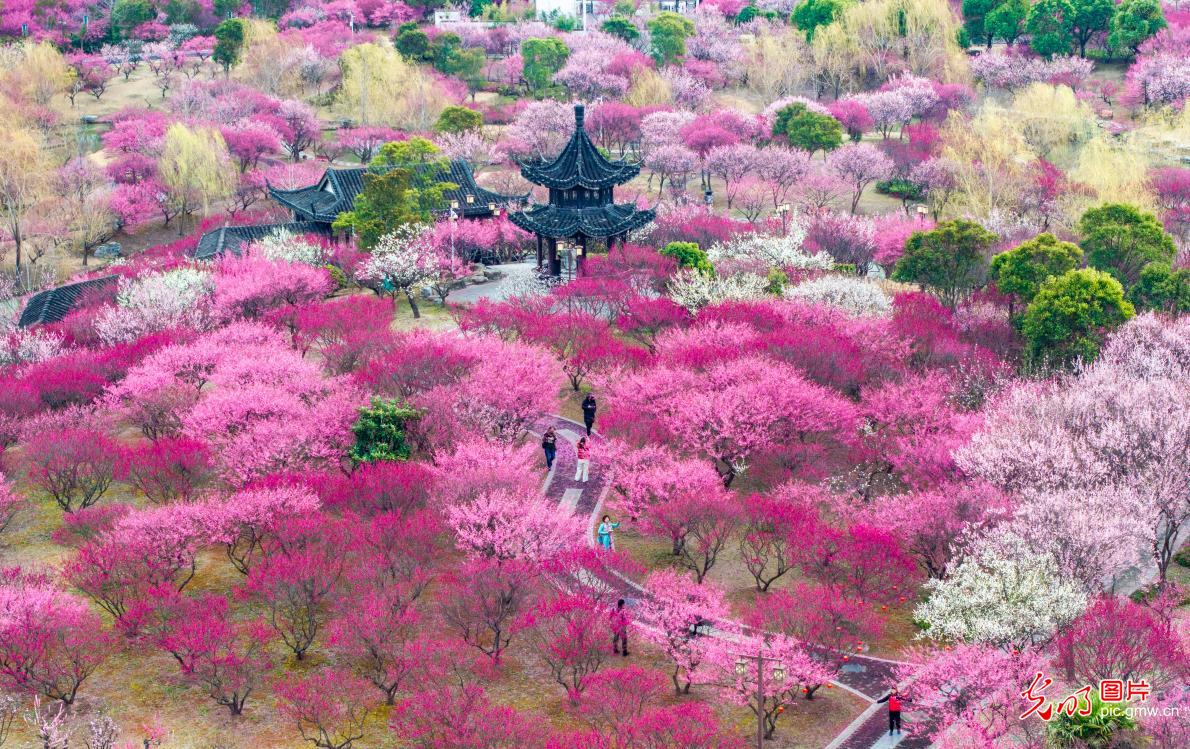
[734,650,787,749]
[775,203,791,236]
[449,200,459,263]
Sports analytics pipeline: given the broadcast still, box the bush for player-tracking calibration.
[350,399,419,464]
[660,242,713,274]
[875,178,925,201]
[1174,546,1190,568]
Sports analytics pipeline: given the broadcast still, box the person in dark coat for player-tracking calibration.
[877,687,903,735]
[541,426,557,469]
[581,394,597,436]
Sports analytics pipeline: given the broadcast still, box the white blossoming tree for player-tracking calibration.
[251,229,327,266]
[95,267,215,343]
[356,224,437,318]
[706,228,830,272]
[915,534,1087,650]
[786,276,892,317]
[667,268,769,311]
[0,327,64,366]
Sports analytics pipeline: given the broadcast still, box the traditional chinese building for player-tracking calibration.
[268,161,523,225]
[510,104,654,279]
[194,160,523,260]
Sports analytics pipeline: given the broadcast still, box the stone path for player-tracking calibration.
[533,414,927,749]
[445,260,538,305]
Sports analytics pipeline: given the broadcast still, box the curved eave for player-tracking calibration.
[508,205,655,240]
[519,163,640,191]
[518,129,642,190]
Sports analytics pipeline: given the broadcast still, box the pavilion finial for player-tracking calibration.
[574,104,585,130]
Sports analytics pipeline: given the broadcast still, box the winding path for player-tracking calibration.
[533,415,930,749]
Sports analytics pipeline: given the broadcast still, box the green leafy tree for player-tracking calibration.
[791,0,846,41]
[989,232,1084,314]
[601,17,640,43]
[985,0,1030,45]
[962,0,1003,47]
[1027,0,1076,57]
[371,137,442,168]
[1021,268,1134,366]
[435,106,483,134]
[522,37,570,94]
[1069,0,1115,57]
[1130,261,1190,313]
[395,28,430,60]
[892,219,998,309]
[335,138,457,249]
[1077,203,1176,287]
[772,103,844,155]
[213,0,239,18]
[350,399,419,464]
[334,169,421,250]
[165,0,201,24]
[647,12,696,66]
[429,35,485,95]
[111,0,155,39]
[1107,0,1166,56]
[213,18,247,76]
[661,242,713,274]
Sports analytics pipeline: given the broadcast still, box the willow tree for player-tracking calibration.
[745,29,814,101]
[1071,136,1156,212]
[158,124,236,233]
[1,42,74,112]
[336,42,445,131]
[0,120,52,273]
[835,0,968,84]
[1009,83,1097,161]
[939,107,1036,223]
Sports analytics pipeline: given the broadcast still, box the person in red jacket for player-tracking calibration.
[877,687,903,735]
[610,598,629,656]
[574,436,591,482]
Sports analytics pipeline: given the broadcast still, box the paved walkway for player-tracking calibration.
[533,414,927,749]
[445,261,538,305]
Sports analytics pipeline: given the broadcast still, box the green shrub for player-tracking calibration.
[349,399,419,464]
[661,242,713,275]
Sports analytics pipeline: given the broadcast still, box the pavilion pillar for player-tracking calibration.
[536,235,543,271]
[576,236,587,278]
[548,238,561,277]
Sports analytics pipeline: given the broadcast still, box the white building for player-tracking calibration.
[534,0,700,23]
[535,0,599,21]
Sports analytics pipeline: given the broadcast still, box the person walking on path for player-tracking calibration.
[597,514,620,550]
[877,687,903,736]
[581,394,597,436]
[611,598,629,656]
[541,426,557,470]
[574,436,591,482]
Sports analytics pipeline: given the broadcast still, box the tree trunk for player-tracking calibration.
[404,289,420,318]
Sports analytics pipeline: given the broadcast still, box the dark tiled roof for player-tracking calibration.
[508,203,655,240]
[192,221,332,261]
[268,161,525,223]
[519,105,640,190]
[18,275,118,327]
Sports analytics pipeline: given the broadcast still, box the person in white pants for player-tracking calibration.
[574,436,591,482]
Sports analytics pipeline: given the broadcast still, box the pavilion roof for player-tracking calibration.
[508,203,655,240]
[18,275,118,327]
[519,105,641,190]
[268,161,525,223]
[192,221,332,261]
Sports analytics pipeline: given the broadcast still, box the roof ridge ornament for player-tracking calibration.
[575,103,585,130]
